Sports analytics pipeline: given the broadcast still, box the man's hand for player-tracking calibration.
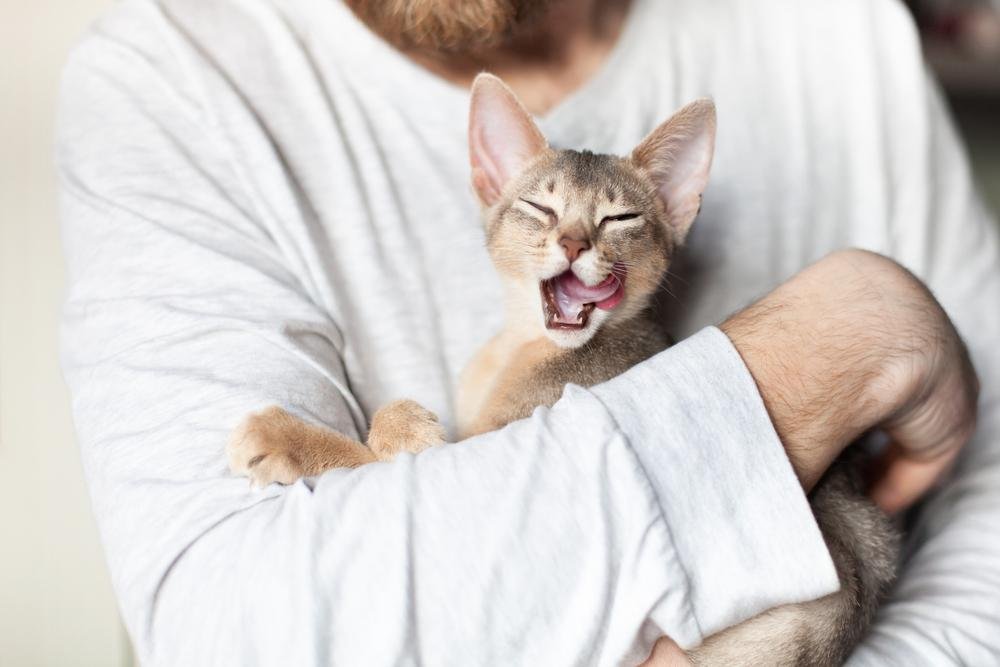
[641,249,979,667]
[721,249,979,513]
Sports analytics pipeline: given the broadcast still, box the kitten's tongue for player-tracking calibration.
[551,271,623,323]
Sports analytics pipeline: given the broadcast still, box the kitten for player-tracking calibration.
[228,73,898,666]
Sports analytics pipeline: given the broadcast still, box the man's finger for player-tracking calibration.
[868,443,960,514]
[639,637,691,667]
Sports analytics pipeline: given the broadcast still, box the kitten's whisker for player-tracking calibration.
[662,268,690,287]
[654,275,683,304]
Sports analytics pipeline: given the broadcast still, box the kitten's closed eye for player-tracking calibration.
[520,198,557,218]
[600,213,641,225]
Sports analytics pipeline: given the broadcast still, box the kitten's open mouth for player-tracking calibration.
[541,267,626,330]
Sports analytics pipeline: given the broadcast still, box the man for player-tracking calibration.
[56,0,996,664]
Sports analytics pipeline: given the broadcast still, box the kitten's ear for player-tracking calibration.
[630,99,717,241]
[469,73,548,206]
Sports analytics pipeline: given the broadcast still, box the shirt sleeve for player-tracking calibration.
[847,2,1000,664]
[56,15,835,667]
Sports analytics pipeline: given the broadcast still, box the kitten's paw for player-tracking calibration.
[368,399,446,459]
[227,406,307,488]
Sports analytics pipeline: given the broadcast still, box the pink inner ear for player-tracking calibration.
[469,75,547,205]
[471,164,501,205]
[631,99,717,239]
[657,129,713,224]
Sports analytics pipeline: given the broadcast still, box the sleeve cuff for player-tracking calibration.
[590,326,839,640]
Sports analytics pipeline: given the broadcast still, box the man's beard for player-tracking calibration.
[344,0,550,54]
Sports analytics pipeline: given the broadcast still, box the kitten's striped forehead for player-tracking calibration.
[547,149,648,205]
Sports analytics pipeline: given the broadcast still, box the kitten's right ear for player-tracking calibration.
[469,73,548,206]
[631,99,717,241]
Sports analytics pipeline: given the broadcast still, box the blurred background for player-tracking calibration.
[0,1,997,665]
[2,2,130,665]
[905,0,1000,212]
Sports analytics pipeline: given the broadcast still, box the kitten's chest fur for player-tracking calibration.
[456,313,672,438]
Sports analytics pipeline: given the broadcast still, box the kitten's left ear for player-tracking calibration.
[630,99,717,241]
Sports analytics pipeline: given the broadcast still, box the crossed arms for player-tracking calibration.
[58,20,1000,667]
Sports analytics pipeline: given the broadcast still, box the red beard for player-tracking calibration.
[344,0,547,54]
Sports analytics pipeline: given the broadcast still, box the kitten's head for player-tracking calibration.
[469,74,717,348]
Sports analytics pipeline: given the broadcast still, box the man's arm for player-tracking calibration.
[722,249,978,507]
[56,20,837,666]
[641,248,979,667]
[846,2,1000,662]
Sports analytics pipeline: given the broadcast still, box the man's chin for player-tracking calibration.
[344,0,548,54]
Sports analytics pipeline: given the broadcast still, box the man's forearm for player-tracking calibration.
[721,249,977,509]
[720,249,896,490]
[641,249,980,666]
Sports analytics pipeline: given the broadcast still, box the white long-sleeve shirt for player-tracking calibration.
[56,0,1000,664]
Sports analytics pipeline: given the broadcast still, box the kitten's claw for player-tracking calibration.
[227,406,307,487]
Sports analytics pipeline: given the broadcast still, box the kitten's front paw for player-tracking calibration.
[367,399,446,459]
[227,406,307,488]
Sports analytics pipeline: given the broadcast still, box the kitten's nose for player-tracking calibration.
[560,236,591,262]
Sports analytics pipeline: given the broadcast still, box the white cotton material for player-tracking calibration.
[56,0,1000,665]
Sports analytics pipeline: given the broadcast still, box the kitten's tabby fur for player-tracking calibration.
[228,74,897,666]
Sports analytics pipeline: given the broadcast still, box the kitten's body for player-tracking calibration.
[228,74,897,665]
[458,312,669,438]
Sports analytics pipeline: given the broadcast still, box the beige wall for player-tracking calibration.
[0,2,131,665]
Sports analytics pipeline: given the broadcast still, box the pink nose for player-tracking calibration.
[560,236,591,262]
